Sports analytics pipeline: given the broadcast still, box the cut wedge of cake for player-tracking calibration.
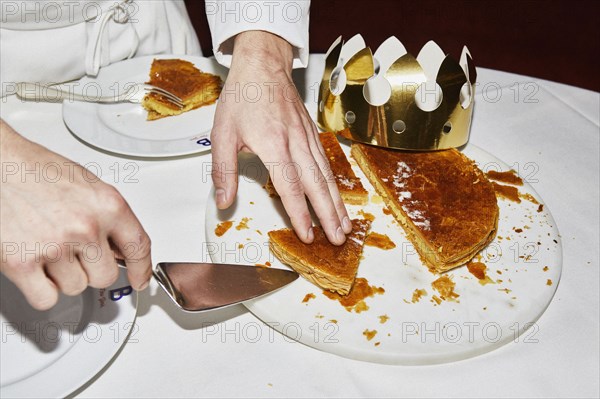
[265,132,369,205]
[268,218,372,295]
[142,58,222,120]
[351,143,498,273]
[319,131,369,205]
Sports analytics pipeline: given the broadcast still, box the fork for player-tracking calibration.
[15,82,184,109]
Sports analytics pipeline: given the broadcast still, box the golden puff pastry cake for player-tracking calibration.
[142,58,222,120]
[351,143,498,273]
[268,218,372,295]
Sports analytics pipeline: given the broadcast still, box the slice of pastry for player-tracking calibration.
[351,143,498,273]
[268,218,372,295]
[142,58,223,121]
[264,132,369,205]
[319,131,369,205]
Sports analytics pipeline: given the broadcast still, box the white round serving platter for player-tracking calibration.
[204,142,562,365]
[62,55,227,157]
[0,268,138,398]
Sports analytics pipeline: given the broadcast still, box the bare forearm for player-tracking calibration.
[231,31,294,74]
[1,118,24,161]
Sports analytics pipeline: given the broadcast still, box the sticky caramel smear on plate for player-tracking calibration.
[365,232,396,250]
[466,261,496,286]
[363,329,377,341]
[379,315,389,324]
[492,182,521,203]
[382,207,392,215]
[215,221,233,237]
[302,293,316,303]
[547,279,553,286]
[491,181,541,206]
[357,210,375,222]
[322,277,385,313]
[486,170,523,186]
[236,217,252,230]
[431,275,460,302]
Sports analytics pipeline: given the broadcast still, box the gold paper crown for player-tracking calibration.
[317,35,477,150]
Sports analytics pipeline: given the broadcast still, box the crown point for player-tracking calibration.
[340,34,367,64]
[417,41,446,81]
[374,36,407,75]
[345,47,374,83]
[459,46,472,79]
[326,36,343,56]
[459,46,477,84]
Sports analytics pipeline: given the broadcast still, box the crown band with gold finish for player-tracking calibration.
[317,35,477,151]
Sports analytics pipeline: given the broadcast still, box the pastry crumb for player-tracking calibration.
[363,329,377,341]
[215,221,233,237]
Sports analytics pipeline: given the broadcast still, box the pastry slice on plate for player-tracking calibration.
[142,58,223,120]
[351,143,498,273]
[319,131,369,205]
[265,132,369,205]
[268,218,372,295]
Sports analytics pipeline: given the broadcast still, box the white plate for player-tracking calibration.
[62,55,228,157]
[204,143,562,365]
[0,268,138,398]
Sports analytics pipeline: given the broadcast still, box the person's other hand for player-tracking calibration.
[210,31,351,245]
[0,120,152,310]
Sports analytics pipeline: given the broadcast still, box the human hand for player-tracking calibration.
[0,120,152,310]
[210,31,351,245]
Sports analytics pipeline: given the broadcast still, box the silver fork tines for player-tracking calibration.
[142,84,185,109]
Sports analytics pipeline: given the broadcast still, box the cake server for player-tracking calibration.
[120,261,298,312]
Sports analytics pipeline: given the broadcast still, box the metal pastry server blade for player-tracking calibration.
[153,262,298,312]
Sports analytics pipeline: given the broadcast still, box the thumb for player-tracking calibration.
[211,130,239,209]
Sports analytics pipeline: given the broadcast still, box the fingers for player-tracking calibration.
[103,189,152,291]
[254,144,314,244]
[288,130,346,245]
[109,227,151,291]
[78,240,119,289]
[3,240,118,311]
[303,121,352,234]
[45,255,88,296]
[1,261,59,311]
[211,127,239,209]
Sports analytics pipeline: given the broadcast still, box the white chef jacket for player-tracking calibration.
[0,0,310,97]
[205,0,310,68]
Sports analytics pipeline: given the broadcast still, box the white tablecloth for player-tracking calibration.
[1,55,598,398]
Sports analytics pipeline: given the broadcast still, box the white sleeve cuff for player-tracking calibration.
[205,0,310,69]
